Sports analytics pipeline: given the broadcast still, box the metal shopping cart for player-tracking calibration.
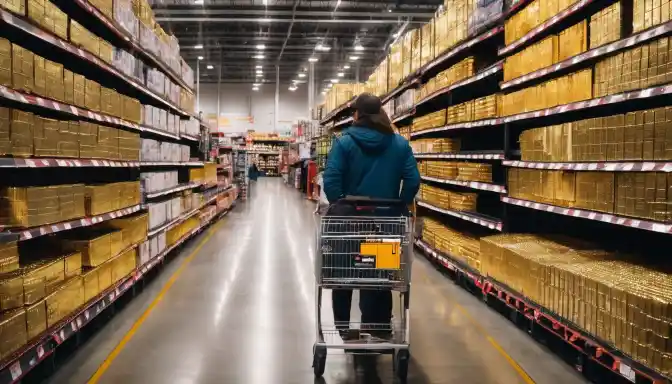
[313,197,413,382]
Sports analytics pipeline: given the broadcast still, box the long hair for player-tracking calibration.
[355,108,395,134]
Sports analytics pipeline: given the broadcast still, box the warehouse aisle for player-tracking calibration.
[49,178,584,384]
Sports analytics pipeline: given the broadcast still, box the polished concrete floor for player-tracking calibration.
[48,178,586,384]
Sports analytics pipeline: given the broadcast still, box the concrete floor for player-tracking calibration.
[48,178,586,384]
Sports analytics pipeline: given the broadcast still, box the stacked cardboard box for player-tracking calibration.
[634,0,672,32]
[419,183,477,211]
[502,69,592,116]
[590,2,623,48]
[479,234,672,374]
[519,108,672,162]
[422,217,481,271]
[411,110,446,132]
[594,36,672,97]
[410,138,461,153]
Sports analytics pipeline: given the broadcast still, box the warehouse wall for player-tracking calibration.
[198,83,323,134]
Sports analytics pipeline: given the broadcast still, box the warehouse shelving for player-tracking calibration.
[414,238,670,384]
[503,160,672,172]
[140,161,205,167]
[501,21,672,90]
[410,118,504,137]
[415,152,505,160]
[391,110,414,124]
[145,182,203,199]
[62,0,195,93]
[501,197,672,234]
[0,9,192,117]
[0,204,145,242]
[416,200,504,231]
[0,158,140,168]
[0,206,231,384]
[414,62,504,108]
[420,176,507,193]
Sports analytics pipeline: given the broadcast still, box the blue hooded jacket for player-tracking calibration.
[323,126,420,204]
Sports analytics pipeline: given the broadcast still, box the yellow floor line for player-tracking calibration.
[87,220,224,384]
[420,273,536,384]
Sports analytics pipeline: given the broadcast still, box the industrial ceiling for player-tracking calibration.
[152,0,442,91]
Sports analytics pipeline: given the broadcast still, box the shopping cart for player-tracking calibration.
[313,197,412,382]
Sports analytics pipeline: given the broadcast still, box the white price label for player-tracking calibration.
[619,363,636,383]
[9,361,22,380]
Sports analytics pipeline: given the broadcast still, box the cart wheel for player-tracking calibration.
[394,349,409,383]
[313,345,327,377]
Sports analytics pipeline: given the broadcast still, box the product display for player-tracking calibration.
[141,171,179,194]
[412,110,447,132]
[418,183,478,212]
[420,160,492,182]
[410,138,461,153]
[590,2,623,48]
[422,217,481,271]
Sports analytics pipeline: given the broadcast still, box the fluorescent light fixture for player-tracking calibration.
[207,65,214,69]
[337,72,344,77]
[308,57,318,62]
[194,44,203,49]
[194,0,204,4]
[289,86,297,91]
[388,9,392,12]
[256,74,262,77]
[256,44,266,50]
[256,70,263,74]
[327,83,333,88]
[255,65,262,69]
[330,79,339,83]
[315,44,331,51]
[263,0,268,4]
[259,18,272,23]
[354,44,365,51]
[298,73,306,78]
[349,56,360,61]
[252,87,259,91]
[334,0,342,10]
[197,56,204,60]
[253,83,261,86]
[344,64,350,69]
[321,91,326,95]
[254,55,265,59]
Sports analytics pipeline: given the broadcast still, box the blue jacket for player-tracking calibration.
[323,126,420,204]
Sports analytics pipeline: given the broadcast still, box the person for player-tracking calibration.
[248,161,259,183]
[323,93,420,338]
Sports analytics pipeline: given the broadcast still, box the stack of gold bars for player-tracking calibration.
[446,94,502,124]
[501,69,592,116]
[0,108,141,160]
[84,181,141,216]
[166,216,200,247]
[634,0,672,32]
[594,36,672,97]
[419,183,477,211]
[0,211,148,360]
[0,184,85,228]
[416,57,475,101]
[204,163,218,186]
[422,217,481,271]
[508,168,672,222]
[420,160,492,183]
[480,234,672,374]
[505,0,575,46]
[411,110,447,132]
[410,138,461,154]
[0,39,142,123]
[447,101,474,124]
[590,2,623,48]
[519,108,672,162]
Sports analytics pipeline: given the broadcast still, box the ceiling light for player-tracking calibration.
[256,44,266,50]
[263,0,268,4]
[252,87,259,91]
[256,70,263,74]
[194,0,204,4]
[289,86,297,91]
[255,65,262,69]
[207,65,214,69]
[354,44,365,51]
[254,55,265,59]
[198,56,204,60]
[253,83,261,86]
[388,9,392,12]
[344,64,350,69]
[308,57,318,62]
[194,44,203,49]
[337,72,344,77]
[298,73,306,78]
[321,91,326,95]
[259,18,272,23]
[256,74,262,77]
[349,56,360,61]
[335,0,342,10]
[315,44,331,51]
[330,79,339,83]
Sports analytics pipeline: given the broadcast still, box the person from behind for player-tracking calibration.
[323,93,421,338]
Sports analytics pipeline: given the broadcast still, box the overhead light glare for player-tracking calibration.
[255,65,262,69]
[207,65,214,69]
[308,57,318,62]
[298,73,306,78]
[289,86,297,91]
[354,44,365,51]
[330,79,339,83]
[315,44,331,51]
[197,56,204,60]
[194,0,204,4]
[252,87,259,91]
[349,56,360,61]
[259,18,272,23]
[256,44,266,50]
[253,83,261,86]
[344,64,350,69]
[337,72,344,77]
[254,55,265,59]
[194,44,203,49]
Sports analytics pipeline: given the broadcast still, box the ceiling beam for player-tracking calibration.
[153,9,434,18]
[156,17,426,24]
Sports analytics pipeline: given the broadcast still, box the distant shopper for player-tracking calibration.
[323,93,420,337]
[249,162,259,182]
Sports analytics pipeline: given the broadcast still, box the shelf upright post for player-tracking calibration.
[275,65,280,132]
[217,49,222,131]
[196,60,200,114]
[502,123,511,232]
[309,62,315,123]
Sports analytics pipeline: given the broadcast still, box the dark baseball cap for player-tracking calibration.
[353,93,382,116]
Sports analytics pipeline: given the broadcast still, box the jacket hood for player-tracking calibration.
[345,126,394,154]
